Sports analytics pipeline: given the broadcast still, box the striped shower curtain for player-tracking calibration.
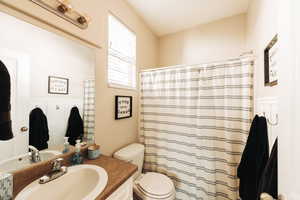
[83,79,95,144]
[140,58,254,200]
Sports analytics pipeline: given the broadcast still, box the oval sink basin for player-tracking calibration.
[16,164,108,200]
[0,150,61,172]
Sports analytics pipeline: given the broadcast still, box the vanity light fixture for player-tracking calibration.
[30,0,91,29]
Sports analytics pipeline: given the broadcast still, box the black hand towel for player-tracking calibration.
[29,108,49,150]
[237,115,270,200]
[0,60,13,140]
[258,138,278,199]
[66,106,83,145]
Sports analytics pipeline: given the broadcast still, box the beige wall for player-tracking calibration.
[246,1,300,198]
[0,0,159,156]
[158,14,247,66]
[278,0,300,198]
[246,0,278,111]
[288,1,300,197]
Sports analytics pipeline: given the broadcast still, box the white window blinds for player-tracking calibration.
[108,14,136,89]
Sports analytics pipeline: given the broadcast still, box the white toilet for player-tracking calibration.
[114,143,176,200]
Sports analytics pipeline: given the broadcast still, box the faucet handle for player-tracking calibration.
[52,158,64,171]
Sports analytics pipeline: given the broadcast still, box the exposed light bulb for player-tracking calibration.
[57,0,72,13]
[82,14,91,23]
[77,13,91,25]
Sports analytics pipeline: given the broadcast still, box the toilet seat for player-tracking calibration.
[134,172,175,199]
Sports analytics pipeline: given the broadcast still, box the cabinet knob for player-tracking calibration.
[20,127,28,132]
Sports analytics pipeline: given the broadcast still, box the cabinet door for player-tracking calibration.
[106,177,133,200]
[0,49,30,161]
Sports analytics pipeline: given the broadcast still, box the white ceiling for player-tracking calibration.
[126,0,250,36]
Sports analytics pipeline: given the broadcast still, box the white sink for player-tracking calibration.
[0,150,61,172]
[16,164,108,200]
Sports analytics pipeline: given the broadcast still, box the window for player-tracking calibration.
[108,14,136,89]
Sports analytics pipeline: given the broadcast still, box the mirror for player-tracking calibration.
[0,12,96,172]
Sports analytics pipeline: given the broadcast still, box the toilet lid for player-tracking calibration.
[136,172,174,198]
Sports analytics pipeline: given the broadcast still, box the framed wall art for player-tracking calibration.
[264,34,278,86]
[48,76,69,95]
[115,96,132,120]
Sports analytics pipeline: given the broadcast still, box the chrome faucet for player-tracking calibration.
[39,158,68,184]
[52,158,64,171]
[28,145,41,163]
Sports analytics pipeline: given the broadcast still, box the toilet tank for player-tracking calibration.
[113,143,145,179]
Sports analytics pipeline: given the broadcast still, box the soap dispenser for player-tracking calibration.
[62,137,70,154]
[70,139,83,165]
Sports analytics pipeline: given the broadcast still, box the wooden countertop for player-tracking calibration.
[12,149,137,200]
[85,156,137,200]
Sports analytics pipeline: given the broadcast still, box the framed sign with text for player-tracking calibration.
[115,96,132,120]
[264,34,278,86]
[48,76,69,95]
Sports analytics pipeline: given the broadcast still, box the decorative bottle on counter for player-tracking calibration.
[70,139,83,165]
[62,137,70,154]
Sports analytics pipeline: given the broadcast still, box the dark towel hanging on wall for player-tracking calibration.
[237,115,269,200]
[66,106,83,145]
[29,108,49,150]
[258,138,278,199]
[0,60,13,140]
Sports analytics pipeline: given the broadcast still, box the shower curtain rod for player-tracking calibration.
[140,51,255,73]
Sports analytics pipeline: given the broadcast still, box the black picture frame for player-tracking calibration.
[115,96,132,120]
[48,76,69,95]
[264,34,278,87]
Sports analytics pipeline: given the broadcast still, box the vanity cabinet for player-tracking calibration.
[106,177,133,200]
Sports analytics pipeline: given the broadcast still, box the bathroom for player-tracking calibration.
[0,0,299,199]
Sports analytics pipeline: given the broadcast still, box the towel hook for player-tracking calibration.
[263,112,279,126]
